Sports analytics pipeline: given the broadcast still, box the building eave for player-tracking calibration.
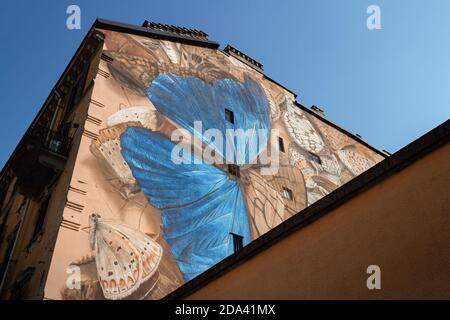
[94,18,220,49]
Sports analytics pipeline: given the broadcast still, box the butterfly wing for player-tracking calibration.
[90,123,141,199]
[283,101,326,154]
[107,106,159,131]
[108,222,163,283]
[162,179,249,281]
[106,51,158,96]
[260,81,282,121]
[93,220,144,300]
[338,147,376,176]
[160,40,181,64]
[215,76,271,165]
[147,73,270,165]
[120,127,251,281]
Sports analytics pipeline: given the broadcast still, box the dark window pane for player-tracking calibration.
[309,152,322,165]
[282,187,294,201]
[230,233,243,253]
[228,164,240,178]
[278,136,285,153]
[225,108,235,124]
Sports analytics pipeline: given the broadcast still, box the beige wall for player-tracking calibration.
[185,142,450,299]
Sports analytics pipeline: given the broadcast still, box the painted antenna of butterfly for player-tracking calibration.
[89,213,163,300]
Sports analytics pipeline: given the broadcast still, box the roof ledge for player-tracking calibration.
[224,45,263,72]
[142,20,209,41]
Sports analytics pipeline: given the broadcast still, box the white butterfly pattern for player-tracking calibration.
[283,101,326,154]
[90,123,141,200]
[161,40,181,65]
[338,148,376,176]
[89,213,163,300]
[106,106,159,131]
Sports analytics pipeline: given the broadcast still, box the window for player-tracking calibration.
[225,108,235,124]
[230,233,244,253]
[282,187,294,201]
[309,152,322,165]
[227,164,240,178]
[278,136,285,153]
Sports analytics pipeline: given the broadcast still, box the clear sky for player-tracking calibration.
[0,0,449,168]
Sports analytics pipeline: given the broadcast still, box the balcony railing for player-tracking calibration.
[9,125,73,200]
[28,125,72,157]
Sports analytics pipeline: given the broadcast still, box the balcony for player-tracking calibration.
[11,125,72,200]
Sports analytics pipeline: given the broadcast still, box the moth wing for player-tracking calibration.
[108,222,163,282]
[106,106,159,131]
[338,147,376,176]
[90,123,141,199]
[106,51,156,96]
[283,102,326,154]
[93,221,144,300]
[161,40,181,65]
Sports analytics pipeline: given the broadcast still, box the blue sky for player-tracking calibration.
[0,0,449,167]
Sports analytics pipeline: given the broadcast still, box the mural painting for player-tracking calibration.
[50,29,383,300]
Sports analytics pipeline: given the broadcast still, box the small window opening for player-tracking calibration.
[230,232,244,253]
[278,136,285,153]
[309,152,322,165]
[227,164,240,178]
[282,187,294,201]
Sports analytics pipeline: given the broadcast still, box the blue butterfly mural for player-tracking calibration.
[120,74,270,281]
[147,73,270,165]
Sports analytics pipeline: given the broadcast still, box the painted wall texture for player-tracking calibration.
[44,29,384,300]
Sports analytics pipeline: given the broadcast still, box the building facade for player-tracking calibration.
[0,19,385,300]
